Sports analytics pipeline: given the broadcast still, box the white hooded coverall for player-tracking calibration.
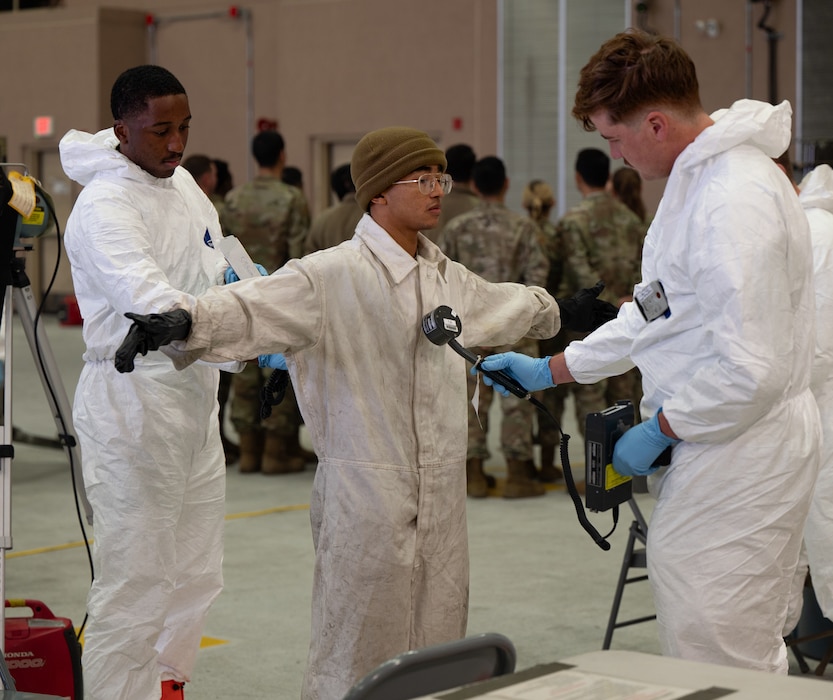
[784,164,833,628]
[166,213,560,700]
[60,128,235,700]
[564,100,821,673]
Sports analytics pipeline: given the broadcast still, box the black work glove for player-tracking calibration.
[115,309,193,373]
[557,280,619,333]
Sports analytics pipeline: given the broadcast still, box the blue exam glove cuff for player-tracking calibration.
[258,353,287,370]
[531,356,556,390]
[477,353,555,394]
[224,263,268,284]
[612,409,680,477]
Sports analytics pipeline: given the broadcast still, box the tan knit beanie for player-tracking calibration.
[351,127,447,211]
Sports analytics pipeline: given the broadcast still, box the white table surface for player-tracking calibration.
[414,649,833,699]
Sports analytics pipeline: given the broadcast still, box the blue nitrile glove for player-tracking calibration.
[612,409,680,476]
[224,263,268,284]
[258,353,287,370]
[475,352,555,397]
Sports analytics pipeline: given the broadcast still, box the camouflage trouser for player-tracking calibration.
[466,338,538,462]
[537,331,568,449]
[537,381,607,444]
[535,339,643,447]
[605,367,643,423]
[535,329,610,446]
[230,363,302,437]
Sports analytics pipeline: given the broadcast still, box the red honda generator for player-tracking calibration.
[4,599,83,699]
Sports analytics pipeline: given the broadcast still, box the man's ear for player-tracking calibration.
[644,111,669,142]
[113,120,128,145]
[371,192,386,206]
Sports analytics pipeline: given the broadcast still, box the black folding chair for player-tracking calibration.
[602,497,656,649]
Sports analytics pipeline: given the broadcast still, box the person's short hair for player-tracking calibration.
[282,166,303,188]
[181,154,214,181]
[445,144,476,182]
[252,131,285,168]
[330,163,355,200]
[351,127,446,211]
[573,29,702,131]
[213,159,233,196]
[111,65,186,121]
[472,156,506,196]
[575,148,610,188]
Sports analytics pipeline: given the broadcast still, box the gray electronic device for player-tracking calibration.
[634,280,670,322]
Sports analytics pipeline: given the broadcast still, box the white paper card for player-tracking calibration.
[216,235,262,280]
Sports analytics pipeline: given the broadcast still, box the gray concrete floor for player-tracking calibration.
[2,315,830,698]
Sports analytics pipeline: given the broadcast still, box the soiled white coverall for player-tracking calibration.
[167,213,559,699]
[784,164,833,628]
[60,128,236,700]
[563,100,820,673]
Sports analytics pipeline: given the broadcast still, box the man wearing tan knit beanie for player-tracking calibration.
[349,126,449,256]
[114,125,616,700]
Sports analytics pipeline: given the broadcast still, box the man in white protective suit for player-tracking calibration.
[60,65,243,700]
[478,29,821,674]
[110,126,619,700]
[777,159,833,634]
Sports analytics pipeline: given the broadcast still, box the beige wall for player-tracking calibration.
[630,0,799,212]
[0,7,146,301]
[36,0,500,214]
[0,0,806,300]
[1,0,499,301]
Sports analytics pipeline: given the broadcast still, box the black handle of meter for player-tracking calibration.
[448,339,530,400]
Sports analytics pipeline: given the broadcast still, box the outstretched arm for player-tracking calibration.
[115,310,192,373]
[476,351,576,396]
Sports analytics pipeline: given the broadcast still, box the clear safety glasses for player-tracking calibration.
[391,172,453,195]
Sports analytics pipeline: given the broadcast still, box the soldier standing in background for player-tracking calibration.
[521,179,565,483]
[555,149,646,459]
[432,143,479,243]
[609,166,648,224]
[213,158,234,203]
[303,163,363,254]
[182,154,240,465]
[442,156,550,499]
[221,130,312,473]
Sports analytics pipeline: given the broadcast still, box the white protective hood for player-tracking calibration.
[799,163,833,215]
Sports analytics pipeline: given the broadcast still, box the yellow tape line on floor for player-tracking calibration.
[12,504,311,650]
[7,502,311,559]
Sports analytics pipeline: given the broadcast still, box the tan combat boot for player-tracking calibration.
[503,459,546,499]
[287,431,317,464]
[237,431,263,473]
[538,445,564,483]
[262,433,306,474]
[466,458,489,498]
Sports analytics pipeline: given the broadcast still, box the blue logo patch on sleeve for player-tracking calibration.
[204,229,214,248]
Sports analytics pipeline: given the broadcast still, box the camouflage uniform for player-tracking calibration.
[303,194,363,254]
[209,192,238,463]
[534,219,570,453]
[442,202,549,462]
[221,175,310,463]
[550,192,646,435]
[432,184,479,245]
